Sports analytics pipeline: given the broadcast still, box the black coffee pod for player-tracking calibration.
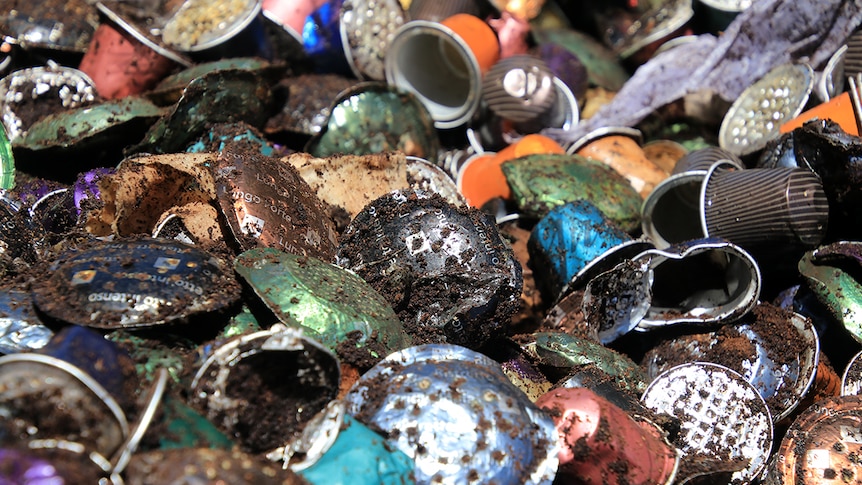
[31,237,241,328]
[214,145,338,261]
[336,188,522,348]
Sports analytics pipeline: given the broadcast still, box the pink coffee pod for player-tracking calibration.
[536,387,678,485]
[78,22,177,99]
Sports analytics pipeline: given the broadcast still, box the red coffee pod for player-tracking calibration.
[536,387,678,485]
[79,22,177,99]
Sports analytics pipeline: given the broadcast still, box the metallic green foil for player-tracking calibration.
[306,83,439,162]
[502,153,642,232]
[159,396,234,450]
[530,331,648,395]
[106,331,190,385]
[799,242,862,344]
[234,247,412,356]
[0,123,14,189]
[13,97,164,152]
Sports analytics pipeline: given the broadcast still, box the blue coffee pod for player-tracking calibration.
[528,200,632,303]
[31,237,242,329]
[344,344,559,484]
[37,325,133,403]
[282,400,415,484]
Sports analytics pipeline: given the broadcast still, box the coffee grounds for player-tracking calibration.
[644,302,810,418]
[222,351,335,453]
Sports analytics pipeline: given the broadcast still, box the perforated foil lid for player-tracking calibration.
[719,63,814,157]
[344,344,559,484]
[340,0,407,81]
[641,362,773,484]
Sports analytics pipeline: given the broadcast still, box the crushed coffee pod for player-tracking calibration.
[763,395,862,485]
[344,344,560,484]
[0,64,98,142]
[234,247,412,367]
[305,83,439,161]
[279,400,416,484]
[527,200,632,304]
[841,349,862,396]
[0,339,131,458]
[501,153,642,232]
[0,289,52,354]
[0,0,99,52]
[214,145,338,260]
[528,332,649,397]
[641,362,773,484]
[642,302,819,422]
[190,325,340,454]
[85,152,216,238]
[31,237,241,328]
[12,96,165,155]
[536,387,679,485]
[799,241,862,345]
[336,189,522,348]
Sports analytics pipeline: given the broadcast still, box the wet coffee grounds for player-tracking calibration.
[221,351,335,453]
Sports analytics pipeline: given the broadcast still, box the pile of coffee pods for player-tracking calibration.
[2,0,862,483]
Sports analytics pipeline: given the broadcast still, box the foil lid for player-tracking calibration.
[641,362,773,484]
[344,344,560,484]
[719,63,814,157]
[31,237,241,328]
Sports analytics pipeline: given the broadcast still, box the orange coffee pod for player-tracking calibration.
[457,134,564,208]
[568,127,669,198]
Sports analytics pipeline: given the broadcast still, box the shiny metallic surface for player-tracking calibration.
[30,238,241,328]
[641,362,773,484]
[633,238,761,329]
[0,289,52,354]
[528,200,632,303]
[719,63,814,157]
[501,153,642,232]
[12,97,165,152]
[190,325,341,454]
[642,305,819,422]
[0,65,97,141]
[764,395,862,485]
[613,0,694,59]
[234,247,412,358]
[799,241,862,345]
[306,83,440,161]
[339,0,406,81]
[0,353,130,458]
[841,349,862,396]
[405,156,465,207]
[344,344,560,484]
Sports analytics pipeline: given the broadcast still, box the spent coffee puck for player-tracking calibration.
[641,362,773,484]
[31,237,241,328]
[335,188,522,349]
